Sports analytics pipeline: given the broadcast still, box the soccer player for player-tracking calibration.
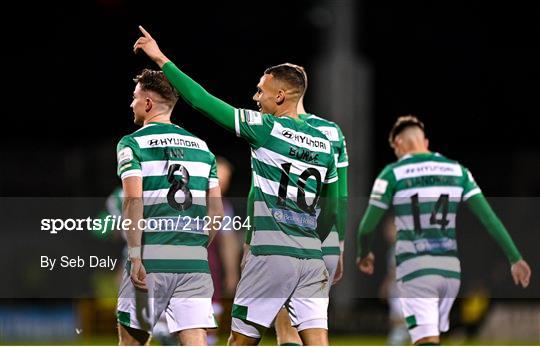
[134,26,338,346]
[242,63,349,346]
[116,68,224,345]
[356,115,532,345]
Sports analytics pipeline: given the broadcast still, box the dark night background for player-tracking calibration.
[2,0,539,198]
[0,0,538,341]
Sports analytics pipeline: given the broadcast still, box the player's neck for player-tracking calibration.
[275,105,299,118]
[403,148,431,156]
[144,113,172,125]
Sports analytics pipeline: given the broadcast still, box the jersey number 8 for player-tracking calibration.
[167,164,193,211]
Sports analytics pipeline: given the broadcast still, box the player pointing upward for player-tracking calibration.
[134,26,338,346]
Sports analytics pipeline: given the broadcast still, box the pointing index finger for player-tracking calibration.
[139,25,152,39]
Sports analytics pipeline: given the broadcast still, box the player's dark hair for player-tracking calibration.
[264,64,306,96]
[134,69,179,107]
[389,115,425,146]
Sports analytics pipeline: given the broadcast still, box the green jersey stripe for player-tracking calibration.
[400,269,461,282]
[127,259,210,274]
[396,250,458,265]
[251,245,323,259]
[396,255,460,281]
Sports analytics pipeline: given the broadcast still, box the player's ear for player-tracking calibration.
[275,89,285,105]
[425,138,429,150]
[145,98,152,113]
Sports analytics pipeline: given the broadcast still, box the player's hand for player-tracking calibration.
[511,259,531,288]
[130,258,148,291]
[332,252,344,284]
[357,252,375,275]
[133,26,170,68]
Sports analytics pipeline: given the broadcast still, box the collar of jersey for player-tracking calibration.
[399,152,437,161]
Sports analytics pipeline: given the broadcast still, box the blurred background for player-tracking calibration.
[0,0,539,344]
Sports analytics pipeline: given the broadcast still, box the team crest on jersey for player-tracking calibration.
[245,110,263,125]
[117,147,133,166]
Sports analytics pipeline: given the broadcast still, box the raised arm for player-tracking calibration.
[134,26,236,131]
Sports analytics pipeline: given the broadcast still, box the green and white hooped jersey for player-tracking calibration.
[235,109,338,259]
[300,113,348,256]
[368,152,481,282]
[116,122,219,274]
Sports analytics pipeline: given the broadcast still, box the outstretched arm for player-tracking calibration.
[466,194,531,287]
[134,26,236,131]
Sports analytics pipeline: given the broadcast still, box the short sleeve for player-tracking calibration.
[462,166,482,201]
[209,155,219,189]
[234,108,274,148]
[116,136,142,180]
[368,166,396,210]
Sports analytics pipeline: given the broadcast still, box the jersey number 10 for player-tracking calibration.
[277,163,322,215]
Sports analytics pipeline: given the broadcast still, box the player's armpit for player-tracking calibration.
[206,185,224,245]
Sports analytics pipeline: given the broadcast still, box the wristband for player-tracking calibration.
[128,246,141,259]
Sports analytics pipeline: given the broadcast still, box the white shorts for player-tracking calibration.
[117,270,217,333]
[397,275,460,343]
[231,253,329,337]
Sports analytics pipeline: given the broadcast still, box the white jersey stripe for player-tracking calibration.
[121,169,143,180]
[463,187,482,201]
[393,186,464,204]
[143,189,207,206]
[252,147,328,175]
[321,230,339,248]
[134,133,209,150]
[270,122,331,154]
[369,199,389,210]
[253,173,317,201]
[141,160,211,178]
[393,161,462,180]
[143,245,207,260]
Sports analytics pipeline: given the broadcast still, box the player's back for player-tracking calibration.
[117,122,218,273]
[238,110,337,260]
[380,152,474,282]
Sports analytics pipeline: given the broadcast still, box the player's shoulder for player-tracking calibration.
[303,113,343,141]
